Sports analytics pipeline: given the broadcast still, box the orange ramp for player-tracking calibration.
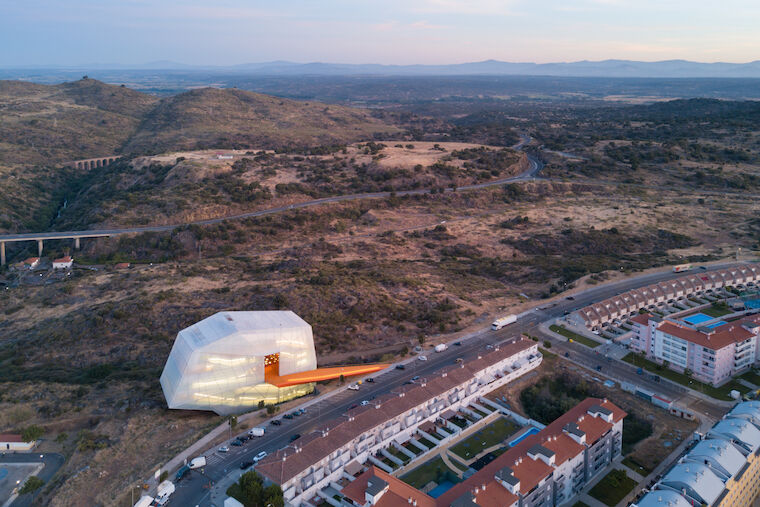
[265,364,389,388]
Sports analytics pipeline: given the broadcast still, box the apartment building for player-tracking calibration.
[256,338,541,506]
[340,398,625,507]
[630,313,760,385]
[635,401,760,507]
[572,264,760,331]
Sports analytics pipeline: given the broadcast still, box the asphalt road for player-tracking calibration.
[0,154,543,244]
[170,262,744,507]
[0,452,65,507]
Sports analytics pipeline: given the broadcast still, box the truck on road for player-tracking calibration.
[673,263,692,273]
[248,427,265,437]
[491,314,517,330]
[189,456,206,469]
[155,481,175,505]
[434,344,447,352]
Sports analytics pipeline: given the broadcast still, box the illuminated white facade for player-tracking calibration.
[160,311,317,415]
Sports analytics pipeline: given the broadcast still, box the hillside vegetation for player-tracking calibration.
[0,79,400,234]
[123,87,399,154]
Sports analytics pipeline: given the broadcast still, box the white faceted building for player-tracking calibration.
[160,311,317,415]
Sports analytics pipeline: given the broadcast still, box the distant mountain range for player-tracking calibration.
[8,59,760,78]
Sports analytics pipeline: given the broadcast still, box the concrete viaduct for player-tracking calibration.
[0,231,116,266]
[68,156,120,170]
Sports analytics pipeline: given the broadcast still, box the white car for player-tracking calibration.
[218,446,230,453]
[347,384,359,390]
[360,400,369,406]
[254,451,268,463]
[418,355,428,361]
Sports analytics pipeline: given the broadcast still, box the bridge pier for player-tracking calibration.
[38,240,43,257]
[1,241,5,266]
[74,237,80,250]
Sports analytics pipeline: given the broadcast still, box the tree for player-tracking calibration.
[19,476,44,494]
[21,425,44,443]
[227,471,284,507]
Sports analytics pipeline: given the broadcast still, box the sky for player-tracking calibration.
[2,0,759,66]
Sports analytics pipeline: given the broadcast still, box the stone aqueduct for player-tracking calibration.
[68,156,120,170]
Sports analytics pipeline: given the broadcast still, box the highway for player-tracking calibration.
[169,262,743,507]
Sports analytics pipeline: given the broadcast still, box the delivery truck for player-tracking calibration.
[434,344,447,352]
[491,314,517,330]
[189,456,206,469]
[672,264,692,273]
[248,427,265,437]
[155,481,175,505]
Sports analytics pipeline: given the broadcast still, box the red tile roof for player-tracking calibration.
[436,398,625,507]
[630,313,653,326]
[0,434,23,442]
[341,467,436,507]
[256,338,537,486]
[658,320,755,350]
[53,256,72,263]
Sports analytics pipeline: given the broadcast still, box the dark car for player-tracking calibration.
[231,439,243,447]
[564,352,570,358]
[453,341,462,346]
[290,433,301,442]
[283,413,294,419]
[395,364,406,370]
[240,461,254,470]
[595,365,602,371]
[291,411,300,417]
[349,403,359,410]
[366,378,375,383]
[270,419,282,426]
[566,296,575,300]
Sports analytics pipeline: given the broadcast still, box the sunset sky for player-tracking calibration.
[3,0,759,66]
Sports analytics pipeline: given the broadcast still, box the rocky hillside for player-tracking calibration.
[122,87,399,154]
[0,79,400,234]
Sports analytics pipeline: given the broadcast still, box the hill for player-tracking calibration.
[122,87,398,154]
[0,79,401,234]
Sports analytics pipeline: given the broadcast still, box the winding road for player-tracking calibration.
[0,150,543,245]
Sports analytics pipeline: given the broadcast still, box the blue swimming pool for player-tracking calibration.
[705,321,727,329]
[682,313,712,325]
[428,480,456,498]
[509,426,541,447]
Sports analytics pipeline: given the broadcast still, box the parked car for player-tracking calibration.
[218,446,230,453]
[253,451,268,463]
[283,413,294,419]
[395,364,406,370]
[453,341,462,346]
[270,419,282,426]
[566,296,575,300]
[411,376,420,382]
[240,461,254,470]
[564,352,570,358]
[366,378,375,383]
[595,365,602,372]
[230,439,243,447]
[290,433,301,442]
[418,355,428,361]
[349,403,359,410]
[291,411,300,417]
[360,400,370,406]
[347,383,360,390]
[238,435,251,442]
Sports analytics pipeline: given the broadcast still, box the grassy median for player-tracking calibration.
[549,324,602,348]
